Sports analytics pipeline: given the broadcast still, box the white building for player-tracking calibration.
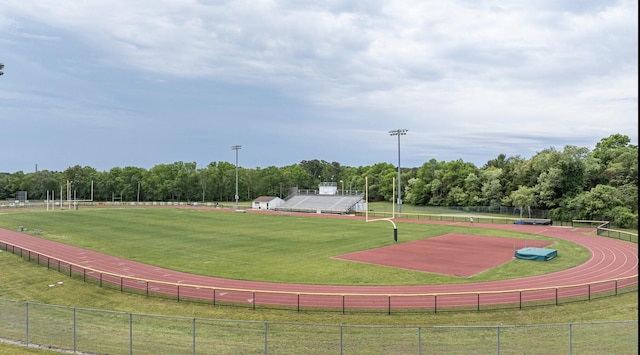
[318,182,338,195]
[252,196,285,210]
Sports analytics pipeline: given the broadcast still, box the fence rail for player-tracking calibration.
[0,241,637,314]
[0,299,637,354]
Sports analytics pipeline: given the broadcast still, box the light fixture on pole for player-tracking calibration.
[231,145,242,209]
[389,129,408,215]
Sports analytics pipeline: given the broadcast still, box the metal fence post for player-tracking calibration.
[497,325,501,355]
[519,291,522,309]
[434,295,437,314]
[264,322,268,355]
[569,323,573,355]
[192,318,196,355]
[73,308,77,353]
[25,302,29,347]
[340,324,344,355]
[129,313,133,355]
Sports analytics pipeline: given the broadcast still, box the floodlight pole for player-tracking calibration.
[389,129,407,216]
[231,145,242,209]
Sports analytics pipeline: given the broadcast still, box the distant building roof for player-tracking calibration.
[253,196,279,202]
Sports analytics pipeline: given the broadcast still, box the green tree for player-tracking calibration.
[404,177,427,205]
[281,164,311,193]
[479,167,503,206]
[361,163,395,202]
[29,170,59,200]
[509,185,537,218]
[464,172,482,205]
[206,161,236,202]
[62,165,98,201]
[567,184,622,221]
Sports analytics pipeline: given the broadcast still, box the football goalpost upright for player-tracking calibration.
[365,176,398,242]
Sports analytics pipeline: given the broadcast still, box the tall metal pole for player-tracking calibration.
[389,129,407,215]
[231,145,242,209]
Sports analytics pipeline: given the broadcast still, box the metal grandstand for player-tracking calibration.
[273,182,365,214]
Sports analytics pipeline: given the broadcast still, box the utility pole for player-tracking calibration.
[231,145,242,209]
[389,129,408,215]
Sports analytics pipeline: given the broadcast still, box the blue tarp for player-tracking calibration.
[515,247,557,261]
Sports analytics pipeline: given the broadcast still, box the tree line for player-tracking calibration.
[1,134,637,228]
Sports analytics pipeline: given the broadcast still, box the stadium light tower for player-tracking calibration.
[231,145,242,209]
[389,129,408,216]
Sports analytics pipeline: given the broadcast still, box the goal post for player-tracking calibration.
[365,176,398,242]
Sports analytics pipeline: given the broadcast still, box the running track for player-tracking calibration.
[1,213,637,310]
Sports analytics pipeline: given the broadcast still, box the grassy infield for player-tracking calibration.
[0,205,637,354]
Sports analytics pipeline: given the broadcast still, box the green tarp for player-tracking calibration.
[515,247,557,261]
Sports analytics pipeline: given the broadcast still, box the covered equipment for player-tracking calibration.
[515,247,557,261]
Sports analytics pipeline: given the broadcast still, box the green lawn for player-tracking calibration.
[0,207,636,354]
[0,248,637,355]
[0,207,587,285]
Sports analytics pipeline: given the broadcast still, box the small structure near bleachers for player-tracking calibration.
[252,196,284,210]
[515,247,557,261]
[274,182,365,215]
[318,182,338,195]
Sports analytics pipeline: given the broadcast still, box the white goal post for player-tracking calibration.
[365,176,398,241]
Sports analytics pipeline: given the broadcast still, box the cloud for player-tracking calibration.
[0,0,636,172]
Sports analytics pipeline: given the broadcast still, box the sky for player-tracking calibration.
[1,1,637,173]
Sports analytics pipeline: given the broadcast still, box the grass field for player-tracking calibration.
[0,206,636,354]
[0,207,588,285]
[0,243,637,355]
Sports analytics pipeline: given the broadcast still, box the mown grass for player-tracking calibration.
[0,249,637,355]
[0,206,636,354]
[0,208,587,285]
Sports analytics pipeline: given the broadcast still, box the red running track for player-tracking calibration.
[1,216,637,310]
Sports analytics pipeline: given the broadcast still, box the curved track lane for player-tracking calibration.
[1,217,637,309]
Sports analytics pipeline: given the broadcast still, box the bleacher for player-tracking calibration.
[274,194,364,214]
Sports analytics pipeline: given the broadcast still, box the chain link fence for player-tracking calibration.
[0,299,637,354]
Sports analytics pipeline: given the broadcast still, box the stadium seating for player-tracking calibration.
[274,194,364,214]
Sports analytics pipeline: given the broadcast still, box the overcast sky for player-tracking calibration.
[1,1,637,173]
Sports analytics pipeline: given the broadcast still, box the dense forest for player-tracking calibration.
[1,134,637,228]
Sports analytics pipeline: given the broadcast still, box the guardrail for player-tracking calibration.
[572,219,638,243]
[0,241,636,314]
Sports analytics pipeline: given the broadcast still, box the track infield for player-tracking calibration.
[0,209,637,310]
[334,234,553,277]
